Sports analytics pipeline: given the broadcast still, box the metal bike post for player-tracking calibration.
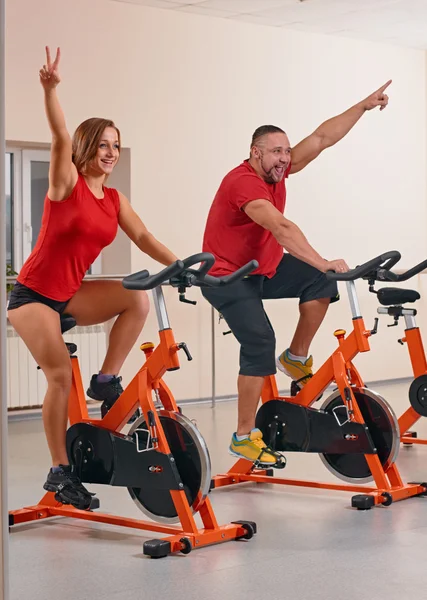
[152,286,171,331]
[211,306,216,408]
[346,281,362,318]
[0,0,10,593]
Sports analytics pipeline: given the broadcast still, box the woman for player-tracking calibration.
[7,47,177,509]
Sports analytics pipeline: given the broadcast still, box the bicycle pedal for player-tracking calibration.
[273,454,287,469]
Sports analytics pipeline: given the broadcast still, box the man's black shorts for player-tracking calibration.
[202,254,339,377]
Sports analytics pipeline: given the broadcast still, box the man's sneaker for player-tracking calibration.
[43,464,95,510]
[276,349,313,387]
[229,428,285,467]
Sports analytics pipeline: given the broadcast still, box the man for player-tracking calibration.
[202,81,391,466]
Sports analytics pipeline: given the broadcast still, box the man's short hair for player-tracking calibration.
[251,125,286,148]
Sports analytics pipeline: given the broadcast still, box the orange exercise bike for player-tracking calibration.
[212,251,427,509]
[364,256,427,447]
[9,253,259,558]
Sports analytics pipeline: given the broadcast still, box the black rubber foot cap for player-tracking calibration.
[351,494,375,510]
[8,513,14,527]
[144,539,172,558]
[232,520,258,535]
[408,482,427,496]
[406,431,418,438]
[403,430,417,445]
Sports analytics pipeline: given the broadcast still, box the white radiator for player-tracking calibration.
[6,325,107,409]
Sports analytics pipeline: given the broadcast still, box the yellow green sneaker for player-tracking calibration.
[229,428,284,466]
[276,349,313,387]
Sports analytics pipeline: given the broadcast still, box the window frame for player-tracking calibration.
[5,146,102,275]
[21,148,51,264]
[5,147,22,271]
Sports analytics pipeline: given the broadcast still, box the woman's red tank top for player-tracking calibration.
[18,174,120,301]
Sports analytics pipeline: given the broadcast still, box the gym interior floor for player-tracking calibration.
[8,380,427,600]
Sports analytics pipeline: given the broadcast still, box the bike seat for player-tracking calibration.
[60,314,77,334]
[377,287,420,306]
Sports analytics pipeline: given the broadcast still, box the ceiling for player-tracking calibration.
[111,0,427,49]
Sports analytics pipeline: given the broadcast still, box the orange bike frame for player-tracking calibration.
[397,325,427,445]
[10,323,252,555]
[213,314,426,506]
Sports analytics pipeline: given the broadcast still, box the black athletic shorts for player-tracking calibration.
[202,254,339,377]
[7,282,70,314]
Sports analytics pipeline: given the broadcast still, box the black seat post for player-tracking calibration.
[60,314,77,335]
[60,314,78,357]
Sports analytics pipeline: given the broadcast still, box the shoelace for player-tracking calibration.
[251,437,267,449]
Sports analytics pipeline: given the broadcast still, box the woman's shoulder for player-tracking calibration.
[103,183,121,214]
[103,181,117,193]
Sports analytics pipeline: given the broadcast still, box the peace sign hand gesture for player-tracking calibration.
[363,80,392,112]
[39,46,61,89]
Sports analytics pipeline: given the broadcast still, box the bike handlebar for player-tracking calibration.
[384,258,427,282]
[123,250,427,292]
[121,261,185,291]
[122,253,259,291]
[325,251,401,282]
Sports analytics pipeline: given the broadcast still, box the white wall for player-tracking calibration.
[102,148,132,276]
[5,0,427,400]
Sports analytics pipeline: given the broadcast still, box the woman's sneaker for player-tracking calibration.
[87,374,123,407]
[43,464,95,510]
[87,374,139,423]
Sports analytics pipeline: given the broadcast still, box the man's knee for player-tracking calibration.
[239,329,276,377]
[300,275,339,306]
